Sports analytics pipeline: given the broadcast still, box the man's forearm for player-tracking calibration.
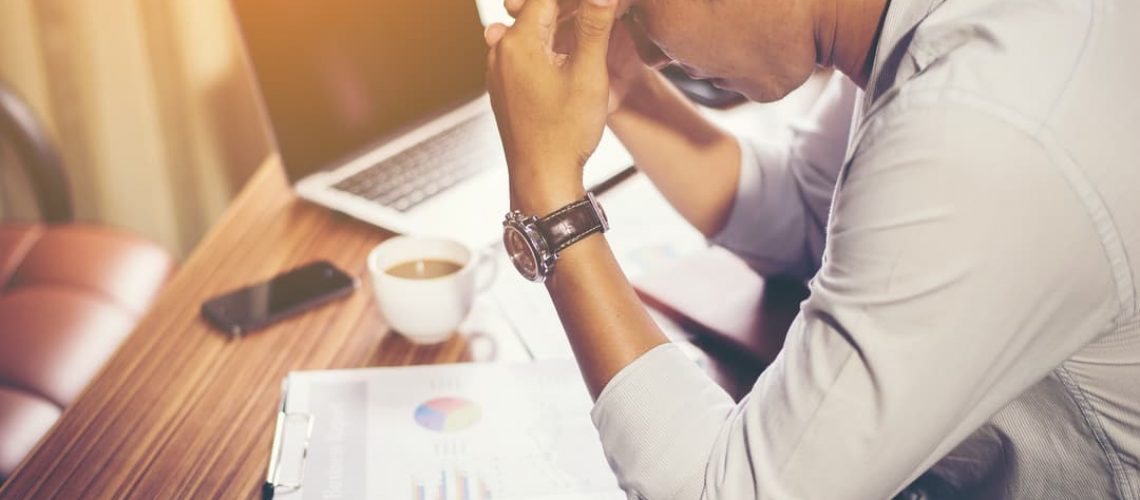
[544,232,669,399]
[543,73,742,398]
[608,69,742,236]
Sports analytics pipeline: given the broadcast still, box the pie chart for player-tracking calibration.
[414,396,482,432]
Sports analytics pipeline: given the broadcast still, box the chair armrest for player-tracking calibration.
[0,80,72,223]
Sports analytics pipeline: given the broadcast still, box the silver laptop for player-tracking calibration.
[231,0,632,247]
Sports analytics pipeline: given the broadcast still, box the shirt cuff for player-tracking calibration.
[591,343,736,499]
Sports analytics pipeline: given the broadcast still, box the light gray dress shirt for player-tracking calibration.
[589,0,1140,497]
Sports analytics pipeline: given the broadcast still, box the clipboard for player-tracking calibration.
[260,362,625,500]
[263,379,314,499]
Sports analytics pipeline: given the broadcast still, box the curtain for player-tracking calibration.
[0,0,272,258]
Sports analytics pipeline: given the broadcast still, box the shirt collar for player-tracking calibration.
[863,0,945,109]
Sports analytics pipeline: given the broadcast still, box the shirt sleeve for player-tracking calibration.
[592,102,1121,499]
[711,72,859,280]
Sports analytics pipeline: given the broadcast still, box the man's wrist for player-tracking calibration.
[510,180,587,217]
[608,66,665,118]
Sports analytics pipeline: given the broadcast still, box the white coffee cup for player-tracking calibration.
[366,236,496,344]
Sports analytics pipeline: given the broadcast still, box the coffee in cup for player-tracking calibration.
[367,236,496,344]
[385,259,463,280]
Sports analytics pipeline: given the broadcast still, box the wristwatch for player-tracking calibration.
[502,192,609,282]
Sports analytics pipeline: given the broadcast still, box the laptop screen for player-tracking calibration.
[232,0,488,182]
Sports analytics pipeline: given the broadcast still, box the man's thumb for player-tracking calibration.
[572,0,617,70]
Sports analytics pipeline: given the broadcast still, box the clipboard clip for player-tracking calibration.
[264,409,314,499]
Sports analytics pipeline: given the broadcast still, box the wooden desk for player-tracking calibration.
[0,157,528,498]
[0,154,800,498]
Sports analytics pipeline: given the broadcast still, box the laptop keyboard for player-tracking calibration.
[331,113,499,212]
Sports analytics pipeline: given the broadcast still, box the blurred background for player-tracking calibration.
[0,0,273,258]
[0,0,517,259]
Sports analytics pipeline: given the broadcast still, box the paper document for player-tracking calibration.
[268,361,624,500]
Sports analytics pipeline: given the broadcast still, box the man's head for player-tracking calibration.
[618,0,819,101]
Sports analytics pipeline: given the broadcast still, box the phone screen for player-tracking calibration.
[201,260,355,336]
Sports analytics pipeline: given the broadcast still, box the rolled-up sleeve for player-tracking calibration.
[591,344,734,499]
[592,102,1120,499]
[712,72,859,280]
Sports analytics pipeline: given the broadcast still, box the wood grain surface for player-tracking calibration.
[0,156,527,499]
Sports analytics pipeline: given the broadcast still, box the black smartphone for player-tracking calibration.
[200,260,356,337]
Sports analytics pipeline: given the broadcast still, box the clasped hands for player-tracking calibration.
[484,0,636,215]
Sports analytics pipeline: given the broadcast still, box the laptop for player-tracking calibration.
[230,0,633,247]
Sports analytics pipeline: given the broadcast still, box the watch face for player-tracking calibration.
[504,225,539,281]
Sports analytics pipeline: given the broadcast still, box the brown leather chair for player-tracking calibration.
[0,81,174,481]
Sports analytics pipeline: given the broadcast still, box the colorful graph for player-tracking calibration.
[413,469,492,500]
[414,397,482,432]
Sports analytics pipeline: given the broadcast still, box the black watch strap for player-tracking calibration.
[537,193,607,255]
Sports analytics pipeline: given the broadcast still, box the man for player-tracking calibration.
[483,0,1140,496]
